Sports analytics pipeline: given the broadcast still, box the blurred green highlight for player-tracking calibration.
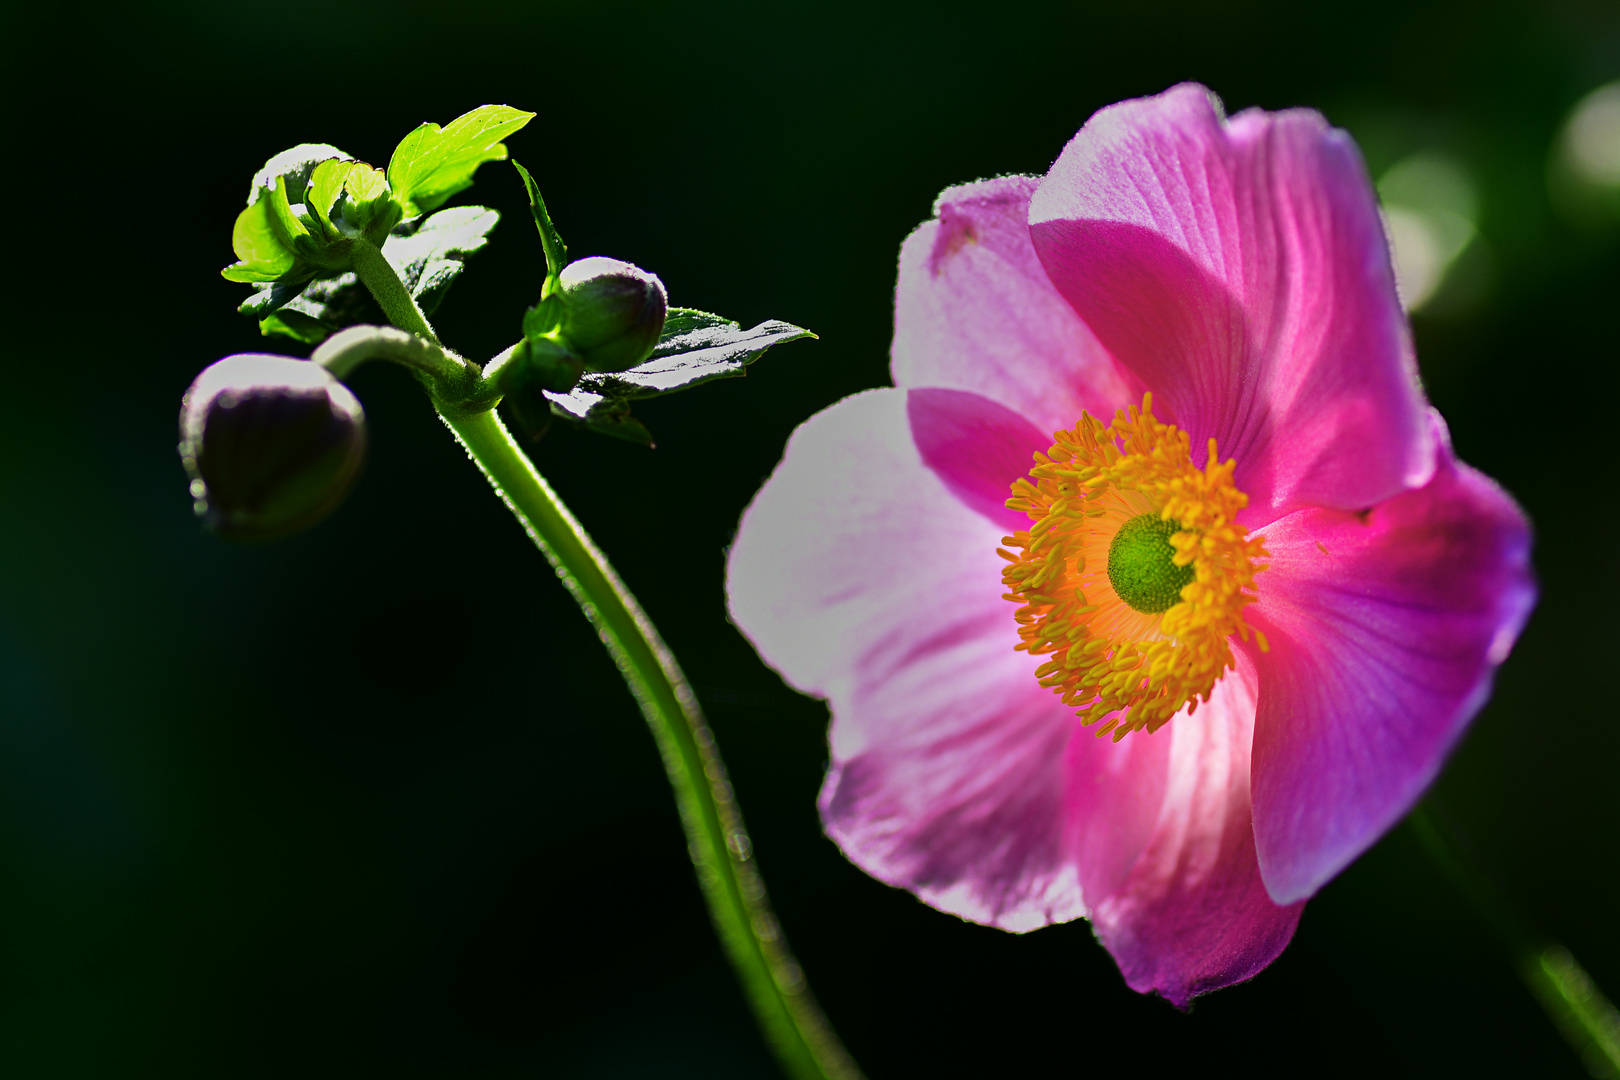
[1410,803,1620,1077]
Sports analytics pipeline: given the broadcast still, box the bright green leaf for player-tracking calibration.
[222,198,298,282]
[304,159,356,237]
[341,162,392,226]
[226,144,374,284]
[305,158,397,241]
[387,105,535,216]
[267,176,313,246]
[235,207,501,340]
[339,164,397,240]
[344,162,391,206]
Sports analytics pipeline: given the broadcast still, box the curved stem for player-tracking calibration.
[312,324,468,382]
[1410,801,1620,1073]
[345,241,861,1077]
[442,407,863,1080]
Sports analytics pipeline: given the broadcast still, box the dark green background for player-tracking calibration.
[4,0,1617,1075]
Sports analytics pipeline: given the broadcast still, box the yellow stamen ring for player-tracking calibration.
[998,395,1269,741]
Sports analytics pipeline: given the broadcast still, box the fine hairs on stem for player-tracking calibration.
[344,249,862,1080]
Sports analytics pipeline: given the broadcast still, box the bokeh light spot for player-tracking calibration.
[1379,154,1479,311]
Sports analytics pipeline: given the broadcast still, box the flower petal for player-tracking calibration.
[907,387,1049,532]
[1028,82,1434,524]
[892,175,1136,437]
[818,632,1170,932]
[726,389,1169,929]
[726,390,1007,721]
[1089,661,1305,1008]
[1245,420,1537,904]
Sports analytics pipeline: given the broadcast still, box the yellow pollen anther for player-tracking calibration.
[998,395,1267,741]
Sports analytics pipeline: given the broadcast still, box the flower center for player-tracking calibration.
[1107,513,1196,614]
[999,395,1268,741]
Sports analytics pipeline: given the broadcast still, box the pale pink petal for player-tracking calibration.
[818,633,1170,932]
[892,175,1137,437]
[726,389,1168,929]
[726,390,1008,724]
[907,387,1049,532]
[1090,661,1304,1007]
[1028,83,1434,525]
[1244,418,1536,903]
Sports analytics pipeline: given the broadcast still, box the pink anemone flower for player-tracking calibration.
[725,84,1536,1005]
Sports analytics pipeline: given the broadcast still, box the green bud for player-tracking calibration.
[179,355,367,542]
[554,257,668,372]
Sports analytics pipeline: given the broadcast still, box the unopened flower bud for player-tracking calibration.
[179,355,367,542]
[555,257,668,372]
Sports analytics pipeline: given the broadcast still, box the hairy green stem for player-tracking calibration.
[312,324,468,381]
[1410,802,1620,1075]
[345,251,862,1080]
[442,408,862,1080]
[350,238,442,347]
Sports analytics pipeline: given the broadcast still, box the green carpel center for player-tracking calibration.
[1107,513,1196,614]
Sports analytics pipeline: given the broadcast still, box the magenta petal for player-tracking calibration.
[1028,83,1434,525]
[819,658,1170,932]
[892,175,1137,437]
[907,387,1050,531]
[1245,421,1537,903]
[727,390,1171,930]
[1090,663,1304,1007]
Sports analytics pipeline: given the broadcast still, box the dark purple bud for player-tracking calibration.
[179,355,367,542]
[556,257,668,372]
